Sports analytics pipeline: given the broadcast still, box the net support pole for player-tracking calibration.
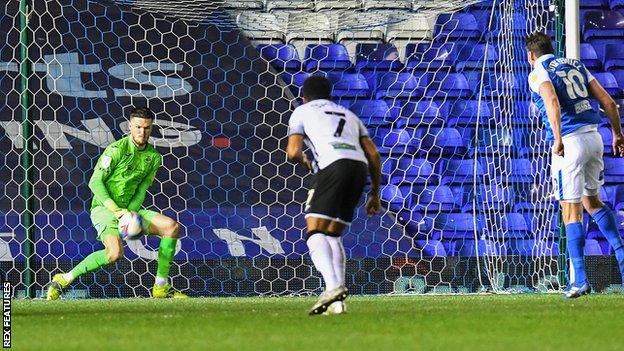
[565,0,581,59]
[19,0,35,298]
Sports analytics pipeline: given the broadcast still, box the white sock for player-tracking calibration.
[326,236,346,287]
[155,276,168,287]
[62,272,74,284]
[307,233,339,290]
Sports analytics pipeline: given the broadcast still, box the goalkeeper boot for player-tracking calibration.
[564,283,591,299]
[152,283,189,299]
[309,285,348,316]
[46,274,70,300]
[323,301,347,316]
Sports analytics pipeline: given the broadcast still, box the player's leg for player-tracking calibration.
[140,209,187,298]
[553,137,590,298]
[582,133,624,285]
[47,207,122,300]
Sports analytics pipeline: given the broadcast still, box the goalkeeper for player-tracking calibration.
[46,106,187,299]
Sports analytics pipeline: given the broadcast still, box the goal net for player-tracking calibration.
[0,0,568,298]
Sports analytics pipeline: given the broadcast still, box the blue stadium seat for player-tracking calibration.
[426,73,472,99]
[509,239,558,256]
[604,157,624,183]
[441,100,493,127]
[461,185,515,213]
[482,212,529,238]
[397,101,445,127]
[514,127,551,156]
[349,100,394,127]
[390,158,439,185]
[483,158,534,184]
[584,238,605,255]
[411,186,456,212]
[281,71,309,96]
[369,128,419,155]
[523,211,560,240]
[611,69,624,92]
[583,10,624,41]
[355,43,403,71]
[257,44,301,71]
[432,213,479,239]
[598,126,615,154]
[304,44,352,71]
[604,44,624,70]
[455,44,499,71]
[455,239,507,257]
[374,72,429,100]
[327,72,370,99]
[416,127,468,156]
[405,43,456,71]
[615,184,624,211]
[381,184,410,212]
[434,13,482,41]
[593,72,622,97]
[581,43,603,70]
[581,0,608,9]
[611,0,624,10]
[440,159,484,185]
[467,127,514,156]
[464,71,525,97]
[414,240,447,257]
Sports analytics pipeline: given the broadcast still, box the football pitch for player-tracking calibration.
[12,294,624,350]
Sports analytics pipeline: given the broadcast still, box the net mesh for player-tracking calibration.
[0,0,574,298]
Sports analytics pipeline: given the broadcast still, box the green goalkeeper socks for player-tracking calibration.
[70,249,110,279]
[156,237,177,282]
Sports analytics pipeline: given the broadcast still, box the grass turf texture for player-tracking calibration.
[13,294,624,351]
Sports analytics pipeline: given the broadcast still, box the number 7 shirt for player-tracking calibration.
[288,99,369,171]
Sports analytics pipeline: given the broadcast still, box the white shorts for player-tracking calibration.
[551,130,604,203]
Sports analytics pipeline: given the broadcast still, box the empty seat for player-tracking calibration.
[433,13,482,41]
[285,12,333,43]
[581,43,602,70]
[413,239,447,257]
[523,211,560,240]
[432,213,479,239]
[349,100,394,126]
[481,212,529,238]
[455,44,499,71]
[604,157,624,183]
[426,73,472,99]
[440,159,484,185]
[461,185,516,213]
[454,239,507,257]
[304,44,352,71]
[411,186,456,212]
[237,12,286,41]
[281,71,309,96]
[221,0,264,10]
[381,184,410,212]
[390,158,439,185]
[375,72,429,99]
[386,14,433,42]
[465,71,526,97]
[611,0,624,10]
[615,184,624,211]
[327,72,370,98]
[441,100,493,127]
[370,127,419,155]
[355,43,403,71]
[508,239,558,256]
[416,127,468,156]
[257,44,301,71]
[405,42,456,71]
[363,0,413,10]
[583,10,624,41]
[584,238,605,255]
[593,72,622,97]
[397,100,444,127]
[580,0,608,8]
[266,0,314,11]
[315,0,362,11]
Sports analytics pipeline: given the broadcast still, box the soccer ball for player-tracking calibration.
[118,212,143,240]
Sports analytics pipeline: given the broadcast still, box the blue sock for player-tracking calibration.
[566,222,587,287]
[592,207,624,284]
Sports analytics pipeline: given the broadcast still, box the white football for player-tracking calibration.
[118,212,143,240]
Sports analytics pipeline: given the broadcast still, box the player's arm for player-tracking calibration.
[360,136,381,216]
[538,81,564,156]
[286,135,312,171]
[588,79,624,157]
[127,155,162,212]
[88,147,126,217]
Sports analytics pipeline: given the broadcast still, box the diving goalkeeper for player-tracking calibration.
[46,106,187,299]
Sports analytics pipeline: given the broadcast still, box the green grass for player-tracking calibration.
[12,294,624,351]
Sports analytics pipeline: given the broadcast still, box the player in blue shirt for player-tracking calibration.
[526,33,624,298]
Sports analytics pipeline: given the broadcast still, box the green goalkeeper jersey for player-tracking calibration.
[88,136,162,212]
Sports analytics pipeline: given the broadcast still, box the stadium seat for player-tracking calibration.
[390,158,439,185]
[611,0,624,10]
[464,71,525,98]
[374,72,429,100]
[581,43,603,70]
[304,44,352,72]
[508,239,558,256]
[355,43,403,71]
[257,44,301,71]
[386,14,433,43]
[426,73,472,99]
[603,44,624,70]
[362,0,413,10]
[381,184,410,212]
[221,0,264,10]
[604,157,624,183]
[583,10,624,41]
[584,239,605,255]
[611,69,624,92]
[236,12,286,42]
[614,184,624,211]
[411,186,456,213]
[413,240,448,257]
[461,185,515,213]
[440,159,484,185]
[455,44,499,71]
[580,0,608,8]
[482,158,534,185]
[523,211,560,240]
[593,72,622,97]
[397,100,445,127]
[326,72,370,98]
[280,71,309,96]
[405,42,456,71]
[416,127,468,156]
[266,0,314,11]
[454,239,508,257]
[441,100,493,127]
[349,100,394,126]
[429,213,480,239]
[469,127,514,156]
[315,0,362,11]
[370,127,419,155]
[598,126,615,154]
[433,13,482,41]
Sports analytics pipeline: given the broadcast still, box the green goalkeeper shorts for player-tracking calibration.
[90,206,158,241]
